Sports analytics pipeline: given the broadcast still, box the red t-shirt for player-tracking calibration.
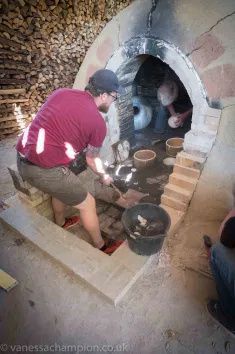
[16,89,107,168]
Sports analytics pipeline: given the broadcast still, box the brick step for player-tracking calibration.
[169,173,197,192]
[161,194,188,212]
[176,151,205,170]
[160,204,185,235]
[164,183,192,203]
[173,163,200,179]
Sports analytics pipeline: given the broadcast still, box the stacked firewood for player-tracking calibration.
[0,0,131,139]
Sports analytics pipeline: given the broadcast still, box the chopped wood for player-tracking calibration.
[0,0,131,139]
[0,36,24,49]
[0,23,26,40]
[0,88,26,95]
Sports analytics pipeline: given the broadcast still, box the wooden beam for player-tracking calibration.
[0,127,20,136]
[0,88,26,95]
[0,106,15,114]
[0,114,29,123]
[0,47,29,56]
[0,98,28,104]
[0,58,31,68]
[0,269,18,292]
[0,79,27,85]
[0,121,26,129]
[0,66,30,73]
[0,52,29,64]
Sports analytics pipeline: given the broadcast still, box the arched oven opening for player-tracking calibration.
[109,54,193,205]
[132,55,193,147]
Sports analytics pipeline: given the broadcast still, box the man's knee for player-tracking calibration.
[74,192,95,211]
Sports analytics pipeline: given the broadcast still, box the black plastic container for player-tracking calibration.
[121,203,171,256]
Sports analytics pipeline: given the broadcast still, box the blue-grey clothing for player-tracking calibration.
[210,242,235,318]
[154,105,169,133]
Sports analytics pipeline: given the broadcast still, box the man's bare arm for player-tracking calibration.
[85,145,113,185]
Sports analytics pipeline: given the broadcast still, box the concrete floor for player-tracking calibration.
[0,136,235,353]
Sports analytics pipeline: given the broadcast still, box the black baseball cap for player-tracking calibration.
[89,69,124,94]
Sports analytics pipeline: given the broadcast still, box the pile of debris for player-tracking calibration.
[131,215,165,237]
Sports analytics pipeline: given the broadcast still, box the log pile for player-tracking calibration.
[0,0,131,139]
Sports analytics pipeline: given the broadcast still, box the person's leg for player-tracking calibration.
[74,192,104,249]
[51,197,66,226]
[17,160,121,253]
[210,242,235,318]
[154,105,168,134]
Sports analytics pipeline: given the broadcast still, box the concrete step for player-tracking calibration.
[173,163,200,179]
[164,183,192,203]
[169,173,197,192]
[161,194,188,212]
[176,151,205,170]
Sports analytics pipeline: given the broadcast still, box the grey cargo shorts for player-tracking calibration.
[17,154,88,206]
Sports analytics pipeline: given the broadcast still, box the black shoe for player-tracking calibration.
[207,299,235,337]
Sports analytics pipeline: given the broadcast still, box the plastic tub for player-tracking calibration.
[166,137,184,157]
[122,203,171,256]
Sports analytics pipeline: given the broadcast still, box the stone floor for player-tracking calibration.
[0,136,235,353]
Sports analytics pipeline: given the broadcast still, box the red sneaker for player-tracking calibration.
[102,240,124,255]
[62,215,80,229]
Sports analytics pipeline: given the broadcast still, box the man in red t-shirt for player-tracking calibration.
[16,69,123,254]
